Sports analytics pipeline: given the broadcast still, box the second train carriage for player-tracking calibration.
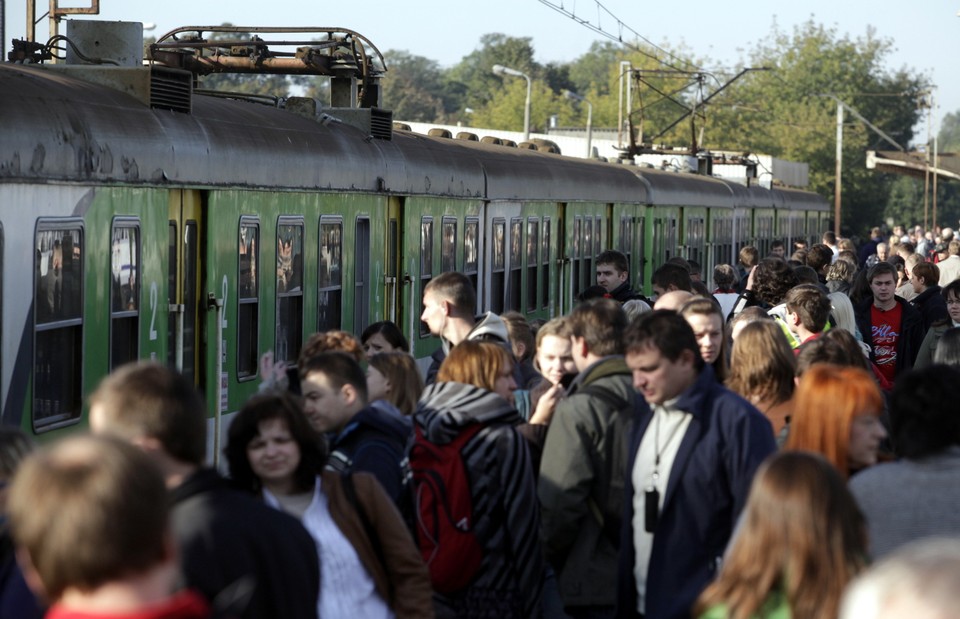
[0,41,828,447]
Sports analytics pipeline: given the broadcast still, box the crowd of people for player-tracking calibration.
[2,225,960,619]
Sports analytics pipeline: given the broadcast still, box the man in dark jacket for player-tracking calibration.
[539,298,637,618]
[909,261,949,331]
[616,311,775,619]
[88,363,320,619]
[855,261,925,387]
[586,250,648,304]
[300,351,412,506]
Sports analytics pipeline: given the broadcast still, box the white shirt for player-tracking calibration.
[265,477,394,619]
[632,398,692,614]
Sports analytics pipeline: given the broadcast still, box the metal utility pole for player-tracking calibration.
[835,101,843,236]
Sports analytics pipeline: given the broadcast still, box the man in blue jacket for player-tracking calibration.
[616,311,776,619]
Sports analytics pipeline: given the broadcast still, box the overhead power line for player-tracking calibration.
[536,0,700,73]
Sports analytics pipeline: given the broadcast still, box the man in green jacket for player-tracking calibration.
[539,298,637,619]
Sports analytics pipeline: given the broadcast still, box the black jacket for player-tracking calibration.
[911,285,950,332]
[170,469,320,619]
[326,400,413,505]
[854,296,925,377]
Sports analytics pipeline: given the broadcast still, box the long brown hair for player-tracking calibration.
[785,364,883,478]
[368,351,423,415]
[694,451,867,619]
[679,296,729,381]
[726,320,794,405]
[437,341,511,392]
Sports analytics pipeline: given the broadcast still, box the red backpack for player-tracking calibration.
[410,423,485,594]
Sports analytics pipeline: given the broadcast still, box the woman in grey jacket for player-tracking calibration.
[414,341,543,619]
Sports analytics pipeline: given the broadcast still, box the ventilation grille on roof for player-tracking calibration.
[369,107,393,140]
[150,67,192,113]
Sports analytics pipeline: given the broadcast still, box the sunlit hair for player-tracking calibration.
[695,451,867,619]
[437,341,511,392]
[826,259,857,284]
[785,364,883,478]
[225,391,326,495]
[501,311,536,362]
[828,292,859,337]
[679,296,729,381]
[726,320,794,405]
[298,329,365,370]
[368,352,423,415]
[933,327,960,367]
[360,321,409,353]
[534,316,573,373]
[729,306,771,340]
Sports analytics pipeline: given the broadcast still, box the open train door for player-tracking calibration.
[167,190,203,387]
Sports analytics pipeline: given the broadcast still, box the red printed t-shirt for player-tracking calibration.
[870,302,902,386]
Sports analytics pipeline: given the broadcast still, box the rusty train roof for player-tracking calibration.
[0,64,825,212]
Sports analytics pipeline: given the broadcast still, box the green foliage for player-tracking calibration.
[380,50,448,122]
[940,111,960,153]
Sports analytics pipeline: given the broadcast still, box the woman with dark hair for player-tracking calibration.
[414,340,543,618]
[726,320,795,442]
[786,364,887,479]
[367,351,424,416]
[695,452,868,619]
[850,365,960,559]
[361,321,409,356]
[225,392,432,618]
[916,279,960,367]
[728,258,799,320]
[680,296,729,382]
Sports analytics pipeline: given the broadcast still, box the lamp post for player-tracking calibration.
[563,89,593,158]
[492,64,531,142]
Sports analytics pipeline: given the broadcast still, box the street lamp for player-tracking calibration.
[563,89,593,159]
[492,64,531,142]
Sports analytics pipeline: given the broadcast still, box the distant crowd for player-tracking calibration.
[1,224,960,619]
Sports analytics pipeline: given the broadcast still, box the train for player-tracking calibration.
[1,22,829,448]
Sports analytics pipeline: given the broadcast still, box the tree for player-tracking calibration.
[380,50,447,122]
[446,33,540,114]
[703,21,929,234]
[939,110,960,153]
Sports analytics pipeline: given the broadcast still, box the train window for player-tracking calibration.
[318,218,343,333]
[182,222,198,384]
[582,218,592,294]
[388,217,398,322]
[34,223,83,430]
[276,219,304,365]
[238,220,260,380]
[619,215,632,265]
[572,217,582,300]
[542,218,550,310]
[354,217,371,334]
[441,218,457,273]
[110,221,140,371]
[490,219,505,314]
[464,218,479,299]
[509,218,522,312]
[166,222,177,371]
[418,217,434,338]
[526,218,538,313]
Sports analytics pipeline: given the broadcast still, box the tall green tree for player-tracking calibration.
[446,33,540,114]
[704,21,929,234]
[380,50,447,122]
[939,110,960,153]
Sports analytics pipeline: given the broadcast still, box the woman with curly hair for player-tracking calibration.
[728,258,799,320]
[694,451,868,619]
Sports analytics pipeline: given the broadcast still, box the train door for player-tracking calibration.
[167,190,203,386]
[354,217,371,333]
[385,197,401,326]
[485,202,522,313]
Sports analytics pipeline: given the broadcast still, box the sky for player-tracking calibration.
[5,0,959,140]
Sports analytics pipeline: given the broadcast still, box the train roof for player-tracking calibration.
[0,64,647,203]
[635,167,737,209]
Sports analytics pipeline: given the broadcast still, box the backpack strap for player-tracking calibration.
[342,472,394,601]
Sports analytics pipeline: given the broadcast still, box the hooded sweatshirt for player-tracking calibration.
[326,401,413,506]
[414,382,543,618]
[425,312,511,385]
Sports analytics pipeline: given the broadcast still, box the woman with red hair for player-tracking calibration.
[785,364,888,479]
